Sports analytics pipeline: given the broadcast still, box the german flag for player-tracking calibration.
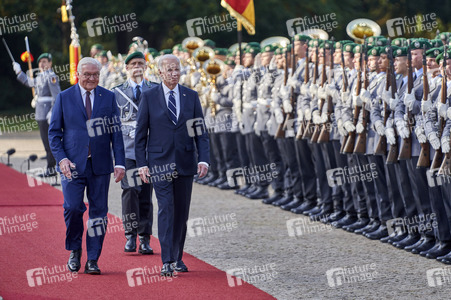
[221,0,255,35]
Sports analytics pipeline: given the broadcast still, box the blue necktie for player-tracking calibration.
[135,85,141,101]
[168,90,177,125]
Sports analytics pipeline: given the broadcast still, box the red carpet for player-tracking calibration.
[0,164,275,300]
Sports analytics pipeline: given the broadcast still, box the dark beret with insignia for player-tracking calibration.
[125,51,145,64]
[37,53,52,63]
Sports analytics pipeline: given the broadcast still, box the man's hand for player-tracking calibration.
[59,159,76,179]
[139,166,151,183]
[422,98,432,113]
[198,164,208,179]
[13,62,22,75]
[114,167,125,183]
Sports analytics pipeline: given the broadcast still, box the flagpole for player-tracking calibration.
[238,21,243,113]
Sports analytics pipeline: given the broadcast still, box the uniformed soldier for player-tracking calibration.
[13,53,61,176]
[112,51,157,254]
[90,44,103,58]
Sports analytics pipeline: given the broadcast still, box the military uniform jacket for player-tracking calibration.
[256,66,278,133]
[17,70,61,121]
[241,67,261,134]
[113,79,158,160]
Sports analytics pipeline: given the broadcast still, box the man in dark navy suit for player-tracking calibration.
[135,54,210,276]
[49,57,126,275]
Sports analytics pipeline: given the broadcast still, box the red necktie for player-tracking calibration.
[85,91,92,119]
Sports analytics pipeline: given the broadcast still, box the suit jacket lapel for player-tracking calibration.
[92,87,102,118]
[75,84,88,120]
[158,84,173,124]
[177,85,187,126]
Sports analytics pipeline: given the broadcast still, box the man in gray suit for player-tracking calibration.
[13,53,61,176]
[113,51,157,254]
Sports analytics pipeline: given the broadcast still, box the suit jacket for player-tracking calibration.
[48,84,125,175]
[135,83,210,176]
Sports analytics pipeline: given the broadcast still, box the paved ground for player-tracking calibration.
[3,131,451,299]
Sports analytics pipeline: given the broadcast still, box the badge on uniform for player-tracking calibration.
[51,76,57,84]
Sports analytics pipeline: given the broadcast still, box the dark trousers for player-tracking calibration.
[121,158,153,239]
[331,141,355,214]
[218,132,240,171]
[244,132,269,187]
[348,154,368,217]
[356,154,379,219]
[236,132,250,169]
[384,158,406,219]
[260,131,285,193]
[294,138,317,203]
[153,175,193,264]
[311,143,332,209]
[210,132,226,179]
[38,120,56,169]
[367,155,393,222]
[62,158,110,260]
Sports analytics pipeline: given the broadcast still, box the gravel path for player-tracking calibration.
[3,132,451,299]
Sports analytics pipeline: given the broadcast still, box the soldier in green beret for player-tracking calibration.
[90,44,103,58]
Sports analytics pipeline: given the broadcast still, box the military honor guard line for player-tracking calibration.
[10,21,451,277]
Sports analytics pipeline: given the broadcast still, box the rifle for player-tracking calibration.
[386,45,399,164]
[302,44,319,139]
[374,46,390,156]
[275,47,289,138]
[417,44,431,168]
[354,39,369,154]
[438,47,451,174]
[340,47,350,153]
[282,37,297,133]
[311,45,328,143]
[398,41,414,160]
[296,42,309,139]
[318,40,335,143]
[343,44,363,153]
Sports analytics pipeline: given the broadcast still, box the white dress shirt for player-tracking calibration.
[79,84,95,110]
[128,79,143,99]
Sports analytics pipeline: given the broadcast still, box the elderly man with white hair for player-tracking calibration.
[135,54,210,276]
[49,57,126,275]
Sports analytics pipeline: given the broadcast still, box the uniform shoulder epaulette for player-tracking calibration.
[112,82,126,90]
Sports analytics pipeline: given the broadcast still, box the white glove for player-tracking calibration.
[442,136,450,153]
[416,131,427,143]
[317,86,327,99]
[254,122,260,136]
[283,100,293,113]
[356,123,364,133]
[438,102,449,119]
[129,129,136,139]
[382,87,392,105]
[242,102,253,110]
[353,94,362,107]
[266,119,272,130]
[403,92,416,111]
[211,92,220,103]
[360,88,372,104]
[421,98,432,113]
[287,76,297,89]
[396,120,410,139]
[374,120,385,136]
[326,83,336,96]
[275,109,284,124]
[341,91,351,106]
[386,128,396,145]
[280,85,289,98]
[251,100,258,108]
[337,119,347,136]
[447,107,451,120]
[31,96,37,108]
[46,110,52,124]
[300,82,310,96]
[305,109,312,121]
[320,112,328,123]
[389,94,399,110]
[297,109,304,121]
[428,133,441,150]
[312,111,321,124]
[344,120,355,132]
[309,83,318,99]
[13,62,21,75]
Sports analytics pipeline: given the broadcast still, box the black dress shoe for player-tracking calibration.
[272,195,293,206]
[355,219,380,235]
[365,225,389,240]
[208,177,226,187]
[424,242,451,259]
[343,218,370,232]
[310,209,334,222]
[84,260,101,275]
[262,192,284,204]
[138,236,154,255]
[235,185,251,195]
[304,206,321,216]
[246,186,269,199]
[291,201,316,214]
[331,214,358,228]
[324,211,346,224]
[281,197,303,211]
[217,181,238,190]
[201,175,218,185]
[161,263,174,276]
[171,260,188,272]
[410,237,436,254]
[393,234,421,249]
[67,249,82,272]
[124,236,137,252]
[437,251,451,264]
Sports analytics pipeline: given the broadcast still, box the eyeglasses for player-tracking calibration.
[81,73,100,79]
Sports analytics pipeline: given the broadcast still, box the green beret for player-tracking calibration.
[366,36,386,46]
[129,42,138,49]
[274,47,282,55]
[426,48,441,58]
[91,44,103,50]
[437,32,451,41]
[312,39,322,47]
[225,59,236,66]
[430,39,444,48]
[334,40,352,50]
[159,49,172,55]
[368,47,386,57]
[375,38,389,46]
[245,45,261,55]
[353,44,363,54]
[410,39,432,50]
[282,45,292,53]
[436,52,444,64]
[261,44,277,53]
[392,38,407,47]
[203,39,216,48]
[214,48,228,56]
[147,48,158,57]
[125,51,145,64]
[95,50,108,58]
[37,53,52,63]
[393,47,407,57]
[294,34,312,42]
[343,43,357,53]
[319,40,333,49]
[172,44,183,52]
